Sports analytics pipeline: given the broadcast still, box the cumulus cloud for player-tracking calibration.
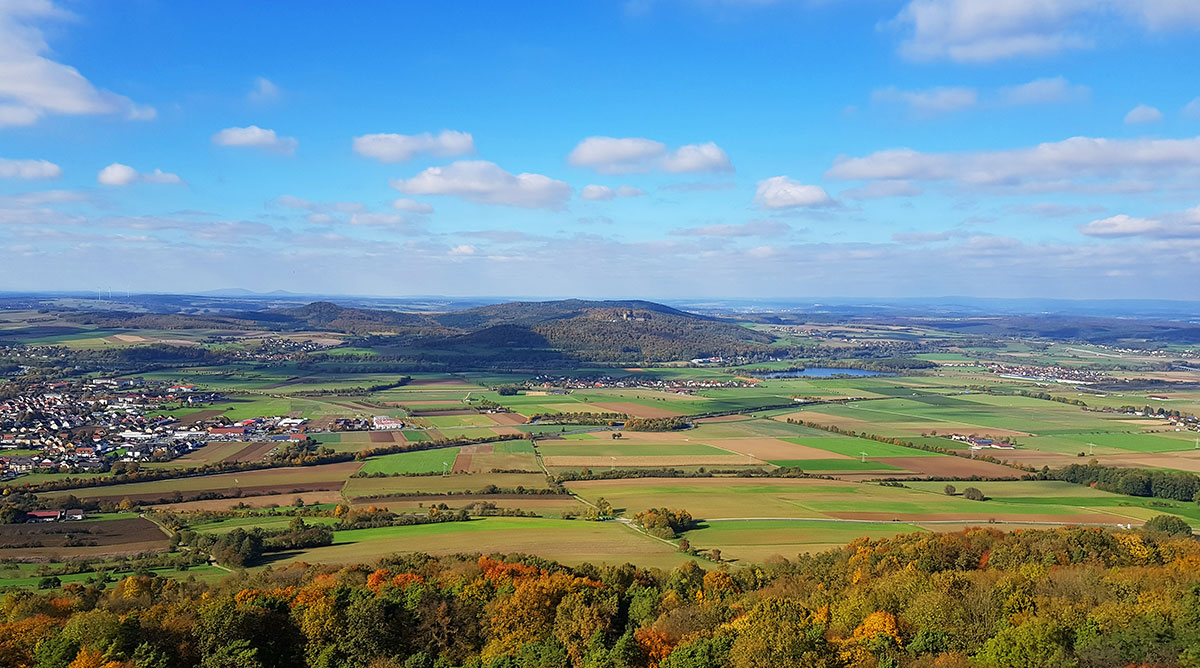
[247,77,281,102]
[212,126,298,155]
[872,86,978,115]
[349,212,411,227]
[0,157,60,179]
[391,198,434,214]
[580,184,646,200]
[671,219,791,237]
[1186,98,1200,118]
[0,0,156,126]
[891,0,1200,63]
[352,130,474,163]
[391,160,571,209]
[568,136,732,174]
[841,180,922,200]
[754,176,834,209]
[1079,207,1200,238]
[1124,104,1163,125]
[448,244,477,256]
[999,76,1089,105]
[825,135,1200,193]
[96,163,183,186]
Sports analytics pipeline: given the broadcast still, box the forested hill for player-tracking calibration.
[60,299,781,364]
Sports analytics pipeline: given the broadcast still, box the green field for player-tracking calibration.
[361,448,463,475]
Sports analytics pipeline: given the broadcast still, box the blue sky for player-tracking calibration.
[2,0,1200,298]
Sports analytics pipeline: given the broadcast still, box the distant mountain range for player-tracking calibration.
[62,299,778,363]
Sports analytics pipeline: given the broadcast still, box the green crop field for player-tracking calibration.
[361,448,462,475]
[272,517,697,569]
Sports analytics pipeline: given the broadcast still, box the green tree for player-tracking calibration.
[975,618,1077,668]
[728,598,837,668]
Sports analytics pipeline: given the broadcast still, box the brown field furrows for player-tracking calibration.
[487,413,527,426]
[401,400,464,406]
[543,455,757,467]
[828,510,1122,524]
[490,426,523,436]
[871,456,1021,478]
[589,402,682,418]
[410,409,477,416]
[713,437,852,460]
[177,409,226,426]
[150,491,346,511]
[451,455,473,473]
[0,518,169,560]
[80,481,345,505]
[369,431,396,443]
[221,441,276,463]
[459,444,494,455]
[696,415,753,423]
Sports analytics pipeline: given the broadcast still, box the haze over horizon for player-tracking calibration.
[3,0,1200,298]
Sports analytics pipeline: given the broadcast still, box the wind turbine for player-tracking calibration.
[860,451,868,464]
[442,461,448,477]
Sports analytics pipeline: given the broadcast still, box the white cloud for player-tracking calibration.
[0,157,60,179]
[96,163,182,186]
[841,180,923,200]
[568,136,732,174]
[448,244,477,256]
[352,130,475,163]
[212,126,298,155]
[1125,104,1163,125]
[1079,207,1200,238]
[999,76,1089,105]
[0,0,155,126]
[247,77,281,103]
[275,195,366,217]
[391,198,434,214]
[1186,98,1200,118]
[580,184,646,200]
[826,135,1200,192]
[754,176,834,209]
[872,86,978,115]
[391,160,571,209]
[1079,214,1160,237]
[659,142,733,173]
[671,219,791,237]
[350,212,410,227]
[891,0,1200,63]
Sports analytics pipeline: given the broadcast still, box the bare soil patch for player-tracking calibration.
[829,510,1120,524]
[222,441,276,463]
[177,409,225,426]
[872,456,1020,478]
[715,437,850,460]
[459,444,495,455]
[544,455,753,467]
[487,413,527,426]
[0,518,168,560]
[491,427,523,436]
[369,432,396,444]
[591,402,681,418]
[410,409,476,417]
[152,491,344,511]
[451,454,472,473]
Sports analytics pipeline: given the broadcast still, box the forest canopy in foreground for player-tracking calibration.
[3,525,1200,668]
